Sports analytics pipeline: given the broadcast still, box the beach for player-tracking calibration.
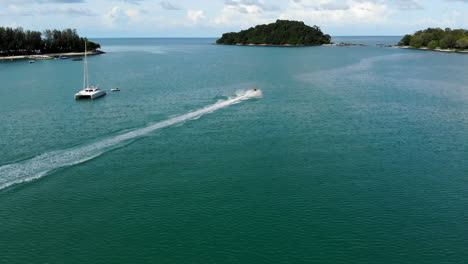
[398,45,468,54]
[0,50,104,61]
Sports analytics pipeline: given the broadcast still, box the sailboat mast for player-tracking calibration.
[83,41,89,89]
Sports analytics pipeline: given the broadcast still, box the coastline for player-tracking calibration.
[0,50,105,61]
[214,43,314,47]
[397,46,468,54]
[214,43,373,47]
[214,42,468,54]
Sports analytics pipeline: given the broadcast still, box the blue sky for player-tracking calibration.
[0,0,466,37]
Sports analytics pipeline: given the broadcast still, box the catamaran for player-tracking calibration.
[74,42,106,100]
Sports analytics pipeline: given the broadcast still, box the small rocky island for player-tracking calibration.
[216,20,331,46]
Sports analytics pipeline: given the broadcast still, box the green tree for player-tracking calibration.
[455,38,468,49]
[399,34,412,46]
[399,27,468,50]
[0,27,100,55]
[427,40,439,49]
[439,35,457,49]
[409,36,423,48]
[419,32,433,46]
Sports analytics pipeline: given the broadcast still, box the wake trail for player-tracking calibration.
[0,89,262,190]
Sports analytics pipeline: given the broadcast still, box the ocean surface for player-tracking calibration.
[1,37,467,263]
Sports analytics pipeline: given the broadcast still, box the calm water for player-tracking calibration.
[1,37,467,263]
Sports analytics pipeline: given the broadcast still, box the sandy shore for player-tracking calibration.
[215,43,372,47]
[0,50,105,61]
[397,46,468,54]
[213,43,312,47]
[214,43,468,53]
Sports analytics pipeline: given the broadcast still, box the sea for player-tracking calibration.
[1,36,467,263]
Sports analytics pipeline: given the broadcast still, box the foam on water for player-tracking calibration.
[0,90,262,190]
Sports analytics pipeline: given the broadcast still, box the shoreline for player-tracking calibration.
[396,46,468,54]
[214,43,373,47]
[214,43,468,54]
[214,43,316,47]
[0,50,105,61]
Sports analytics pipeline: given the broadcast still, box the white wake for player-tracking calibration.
[0,89,262,190]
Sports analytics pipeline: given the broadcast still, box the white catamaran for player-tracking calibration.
[74,42,106,100]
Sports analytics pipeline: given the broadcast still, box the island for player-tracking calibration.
[216,20,331,46]
[398,27,468,53]
[0,27,102,61]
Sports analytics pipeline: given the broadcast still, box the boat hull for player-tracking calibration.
[75,90,107,100]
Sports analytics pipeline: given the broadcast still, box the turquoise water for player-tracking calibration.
[1,37,467,263]
[332,36,401,45]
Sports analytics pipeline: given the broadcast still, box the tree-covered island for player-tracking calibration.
[0,27,101,56]
[216,20,331,46]
[398,28,468,50]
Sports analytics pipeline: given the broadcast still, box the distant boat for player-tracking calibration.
[111,88,121,92]
[72,58,83,61]
[74,42,106,100]
[29,60,35,64]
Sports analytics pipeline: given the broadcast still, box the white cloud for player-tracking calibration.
[102,6,144,26]
[394,17,457,28]
[0,0,85,3]
[0,4,94,16]
[214,0,280,27]
[224,0,280,13]
[214,5,272,26]
[159,1,183,10]
[122,0,143,4]
[125,9,142,20]
[390,0,424,10]
[279,0,390,25]
[102,6,127,26]
[187,10,206,23]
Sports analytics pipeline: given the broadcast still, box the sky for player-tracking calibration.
[0,0,467,37]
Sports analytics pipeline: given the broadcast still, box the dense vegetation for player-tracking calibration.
[398,28,468,49]
[216,20,331,46]
[0,27,100,56]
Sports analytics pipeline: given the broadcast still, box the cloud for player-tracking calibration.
[187,10,206,23]
[213,0,284,27]
[315,1,349,10]
[159,1,183,10]
[125,8,144,19]
[0,4,94,16]
[289,0,349,10]
[280,0,390,25]
[214,5,272,26]
[50,6,95,15]
[44,0,85,2]
[224,0,280,13]
[102,6,128,26]
[0,0,86,3]
[390,0,424,10]
[394,16,457,28]
[121,0,143,4]
[101,6,146,26]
